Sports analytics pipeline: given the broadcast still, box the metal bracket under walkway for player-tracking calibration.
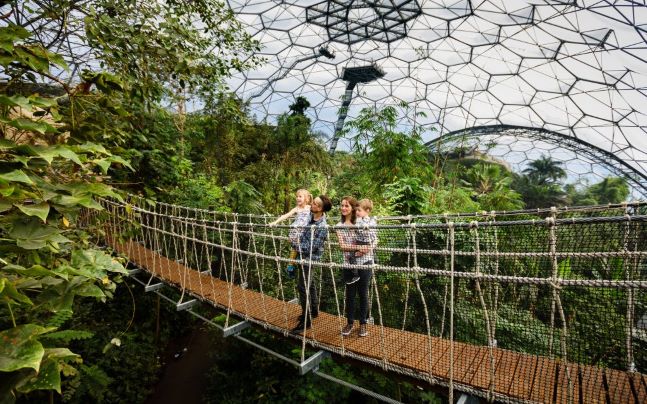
[127,268,419,404]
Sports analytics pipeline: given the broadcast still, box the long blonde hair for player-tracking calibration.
[296,189,313,206]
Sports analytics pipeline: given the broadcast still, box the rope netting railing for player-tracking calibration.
[94,197,647,403]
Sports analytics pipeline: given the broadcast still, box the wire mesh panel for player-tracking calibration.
[98,197,647,403]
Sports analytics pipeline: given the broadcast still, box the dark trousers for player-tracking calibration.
[344,262,372,325]
[297,262,319,318]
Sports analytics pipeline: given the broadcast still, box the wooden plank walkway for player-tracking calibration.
[111,239,643,403]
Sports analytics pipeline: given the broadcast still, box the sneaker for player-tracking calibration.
[359,324,368,337]
[346,276,360,285]
[291,319,312,334]
[286,264,296,279]
[341,324,353,336]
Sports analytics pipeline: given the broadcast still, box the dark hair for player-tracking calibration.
[340,195,358,224]
[318,194,332,213]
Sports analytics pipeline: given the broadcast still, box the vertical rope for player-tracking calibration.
[326,231,345,351]
[250,222,269,326]
[622,207,637,371]
[448,221,455,404]
[490,212,500,345]
[300,224,317,362]
[269,223,289,329]
[440,213,450,337]
[191,219,204,297]
[401,216,412,331]
[470,221,496,401]
[225,218,238,328]
[411,223,434,384]
[178,211,190,303]
[371,267,387,370]
[547,209,572,403]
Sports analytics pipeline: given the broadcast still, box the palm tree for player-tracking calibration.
[461,163,525,210]
[513,175,567,209]
[570,177,629,205]
[522,155,566,185]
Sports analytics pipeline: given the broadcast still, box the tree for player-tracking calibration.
[461,163,524,211]
[567,177,630,206]
[513,175,567,209]
[522,155,566,185]
[346,105,433,195]
[0,24,130,400]
[515,156,568,208]
[289,96,311,116]
[85,0,261,107]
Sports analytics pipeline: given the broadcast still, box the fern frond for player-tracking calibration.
[46,309,73,328]
[43,329,94,343]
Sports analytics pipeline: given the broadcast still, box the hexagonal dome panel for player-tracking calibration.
[225,0,647,197]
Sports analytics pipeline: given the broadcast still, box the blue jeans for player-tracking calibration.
[344,262,372,325]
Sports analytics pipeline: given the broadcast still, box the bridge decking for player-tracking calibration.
[111,239,645,403]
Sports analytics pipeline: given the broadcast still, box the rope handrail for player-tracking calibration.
[103,197,647,229]
[120,194,647,221]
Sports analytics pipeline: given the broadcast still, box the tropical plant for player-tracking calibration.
[568,177,630,205]
[85,0,261,106]
[461,163,524,211]
[346,105,433,194]
[0,24,131,401]
[383,176,433,215]
[522,155,566,185]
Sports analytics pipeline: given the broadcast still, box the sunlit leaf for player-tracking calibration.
[9,219,71,250]
[0,325,53,372]
[16,202,50,223]
[0,170,33,185]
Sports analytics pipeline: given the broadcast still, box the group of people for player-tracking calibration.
[270,190,378,337]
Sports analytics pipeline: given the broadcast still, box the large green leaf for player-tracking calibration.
[74,142,108,155]
[16,348,78,394]
[0,278,33,305]
[0,170,33,185]
[0,95,31,110]
[32,145,82,165]
[3,264,54,278]
[0,325,52,372]
[49,194,85,208]
[16,358,59,394]
[0,139,17,150]
[16,202,49,223]
[0,199,12,212]
[71,182,118,198]
[71,249,128,278]
[0,24,31,42]
[74,283,105,299]
[8,219,71,250]
[6,118,57,135]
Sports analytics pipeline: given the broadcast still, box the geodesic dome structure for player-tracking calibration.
[225,0,647,197]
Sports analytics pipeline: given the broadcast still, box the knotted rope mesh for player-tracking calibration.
[97,197,647,403]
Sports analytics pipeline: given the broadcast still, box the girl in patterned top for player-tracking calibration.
[270,189,312,277]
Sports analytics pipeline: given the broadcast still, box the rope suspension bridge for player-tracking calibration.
[92,197,647,403]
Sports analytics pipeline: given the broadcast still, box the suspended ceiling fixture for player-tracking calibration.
[226,0,647,194]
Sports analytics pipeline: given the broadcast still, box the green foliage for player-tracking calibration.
[522,155,566,185]
[224,180,264,214]
[383,176,432,215]
[460,163,524,211]
[346,104,433,194]
[85,0,260,105]
[567,177,630,206]
[56,281,196,403]
[0,24,130,402]
[513,174,567,209]
[166,174,226,210]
